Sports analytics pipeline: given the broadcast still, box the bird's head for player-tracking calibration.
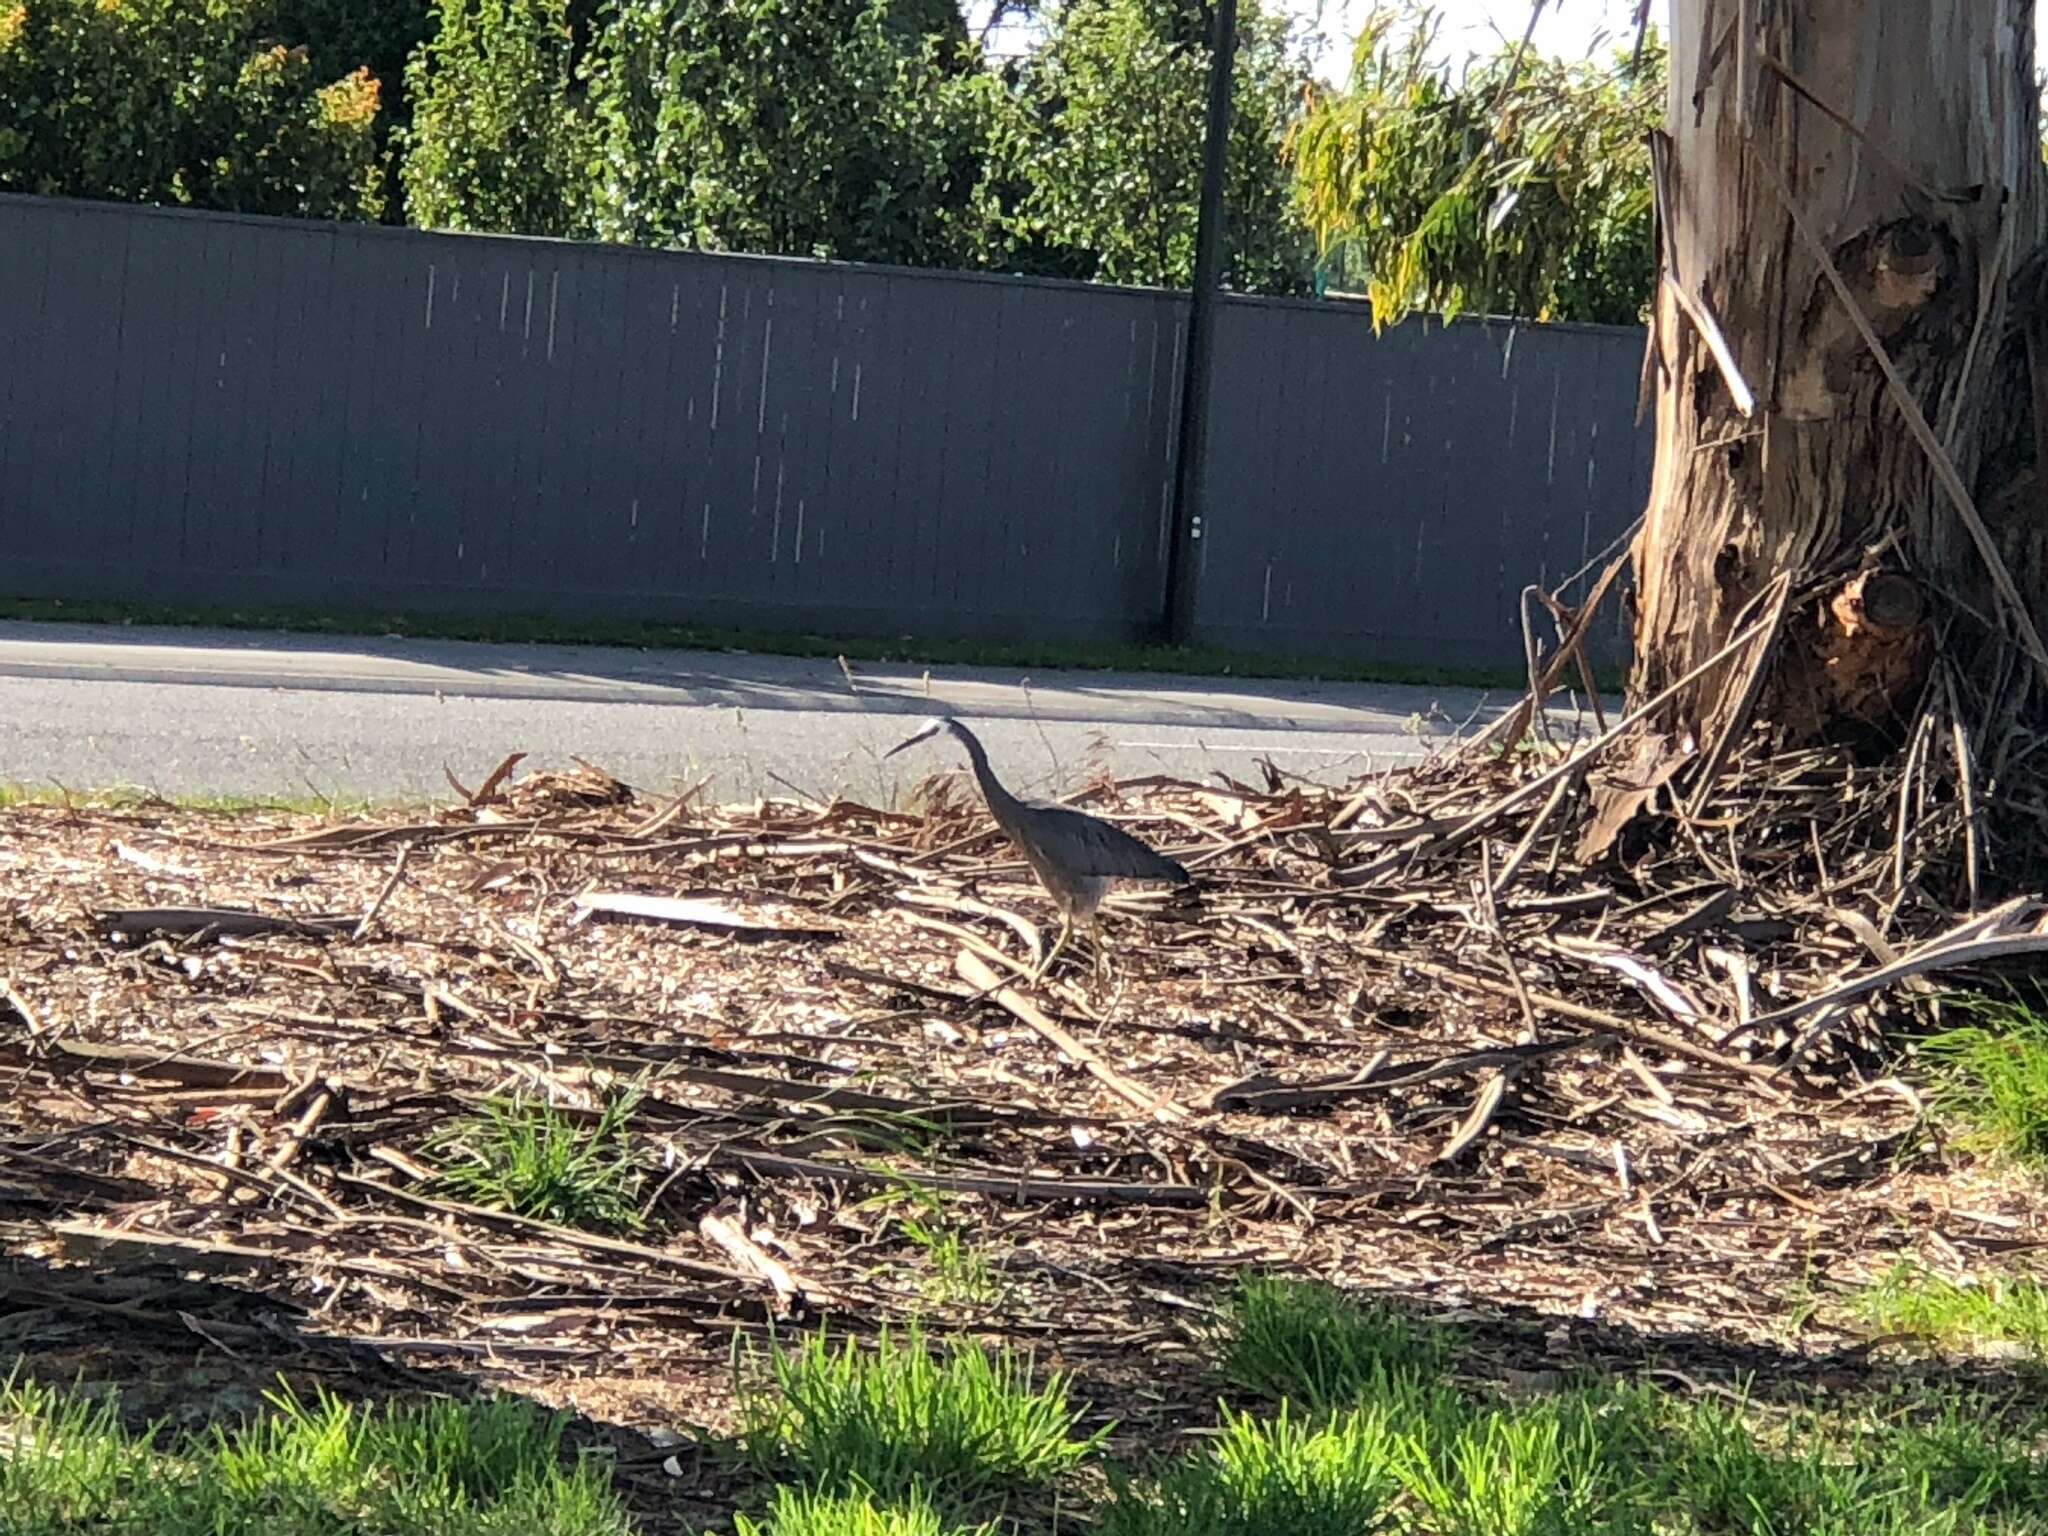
[882,714,960,760]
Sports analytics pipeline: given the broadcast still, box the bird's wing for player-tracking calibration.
[1021,804,1189,883]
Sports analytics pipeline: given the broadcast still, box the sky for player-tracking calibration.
[1290,0,1646,80]
[977,1,2048,83]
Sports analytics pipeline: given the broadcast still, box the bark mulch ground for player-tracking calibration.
[2,739,2040,1529]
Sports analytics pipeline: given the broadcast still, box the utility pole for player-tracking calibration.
[1161,0,1238,648]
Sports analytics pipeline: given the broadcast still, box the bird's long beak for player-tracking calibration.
[883,724,940,759]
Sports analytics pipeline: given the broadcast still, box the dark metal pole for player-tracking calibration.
[1161,0,1238,648]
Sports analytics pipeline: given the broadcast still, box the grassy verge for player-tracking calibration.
[0,594,1609,692]
[13,1278,2048,1533]
[1853,1262,2048,1360]
[1918,991,2048,1170]
[0,1375,628,1536]
[1115,1276,2048,1535]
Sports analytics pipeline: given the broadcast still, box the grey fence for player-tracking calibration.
[0,193,1648,670]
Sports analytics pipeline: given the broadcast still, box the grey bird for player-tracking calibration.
[885,714,1191,985]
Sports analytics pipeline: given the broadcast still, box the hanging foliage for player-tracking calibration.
[1289,3,1660,326]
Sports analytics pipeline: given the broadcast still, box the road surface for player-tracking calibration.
[0,621,1596,804]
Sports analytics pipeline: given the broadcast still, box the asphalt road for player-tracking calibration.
[0,621,1594,804]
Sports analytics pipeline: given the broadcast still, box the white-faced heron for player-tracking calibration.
[885,715,1191,984]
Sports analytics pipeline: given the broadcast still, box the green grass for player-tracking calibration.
[854,1180,1010,1309]
[0,593,1603,692]
[0,1374,629,1536]
[1099,1400,1410,1536]
[896,1215,1008,1309]
[1096,1279,2048,1535]
[1852,1261,2048,1359]
[424,1090,646,1232]
[736,1325,1105,1516]
[1648,1385,2048,1536]
[1211,1274,1457,1411]
[18,1282,2048,1536]
[1102,1369,2048,1536]
[732,1486,995,1536]
[1918,993,2048,1170]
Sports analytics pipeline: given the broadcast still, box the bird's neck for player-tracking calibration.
[952,728,1021,819]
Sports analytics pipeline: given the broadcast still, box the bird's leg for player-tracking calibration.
[1089,916,1108,991]
[1032,913,1073,984]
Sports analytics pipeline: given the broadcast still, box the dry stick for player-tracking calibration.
[1462,550,1630,763]
[1519,586,1557,751]
[1422,600,1789,865]
[1735,919,2048,1050]
[1682,571,1794,820]
[698,1209,808,1315]
[263,1089,332,1178]
[1478,840,1540,1043]
[352,841,415,942]
[0,978,45,1040]
[1435,1070,1511,1165]
[900,912,1052,1012]
[710,1141,1209,1208]
[1627,0,1654,75]
[953,950,1183,1122]
[1557,599,1611,735]
[232,1088,335,1207]
[1945,668,1984,909]
[1756,151,2048,687]
[1889,704,1940,905]
[1363,946,1788,1093]
[1529,584,1610,734]
[896,886,1045,968]
[1487,771,1580,902]
[1486,0,1547,123]
[332,1173,752,1285]
[1719,896,2037,1048]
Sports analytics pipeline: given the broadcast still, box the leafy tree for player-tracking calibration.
[399,0,591,237]
[0,0,384,220]
[999,0,1313,292]
[268,0,429,219]
[1289,3,1659,324]
[578,0,999,266]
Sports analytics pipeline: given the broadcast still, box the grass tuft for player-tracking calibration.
[737,1325,1105,1514]
[733,1485,996,1536]
[1213,1274,1456,1411]
[857,1182,1009,1309]
[1852,1261,2048,1358]
[1098,1401,1407,1536]
[897,1214,1008,1309]
[1919,992,2048,1170]
[425,1089,646,1232]
[0,1373,628,1536]
[1394,1393,1626,1535]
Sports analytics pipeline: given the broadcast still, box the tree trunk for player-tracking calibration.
[1623,1,2047,795]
